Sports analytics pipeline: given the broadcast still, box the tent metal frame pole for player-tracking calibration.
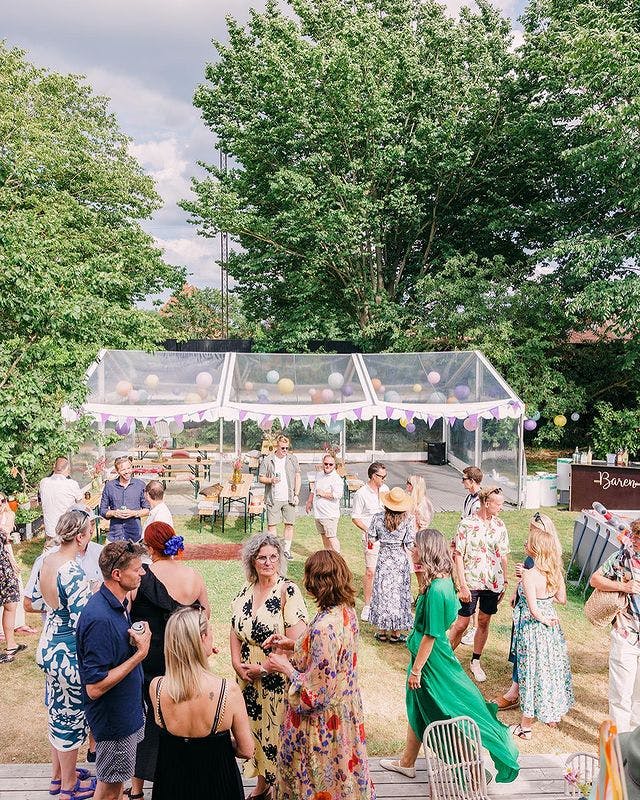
[516,414,525,508]
[372,416,377,455]
[219,420,224,482]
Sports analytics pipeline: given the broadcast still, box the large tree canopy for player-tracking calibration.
[185,0,639,448]
[0,44,184,490]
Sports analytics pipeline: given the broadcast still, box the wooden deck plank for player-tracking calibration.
[0,753,570,799]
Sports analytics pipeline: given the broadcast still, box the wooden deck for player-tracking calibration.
[0,754,568,799]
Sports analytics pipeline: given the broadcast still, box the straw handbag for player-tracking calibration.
[584,588,628,628]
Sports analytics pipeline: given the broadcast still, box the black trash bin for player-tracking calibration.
[427,442,447,465]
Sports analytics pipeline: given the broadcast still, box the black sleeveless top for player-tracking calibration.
[151,678,244,800]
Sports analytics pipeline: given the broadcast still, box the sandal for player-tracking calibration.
[86,748,96,763]
[123,790,145,800]
[60,777,96,800]
[4,643,27,660]
[388,634,407,644]
[374,632,388,642]
[509,723,532,740]
[50,770,93,796]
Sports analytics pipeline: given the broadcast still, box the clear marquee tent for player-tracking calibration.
[65,349,525,503]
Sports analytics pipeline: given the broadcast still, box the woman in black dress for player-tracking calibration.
[127,522,209,799]
[151,606,254,800]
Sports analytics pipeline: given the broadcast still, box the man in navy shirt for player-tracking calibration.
[99,456,150,542]
[77,541,150,800]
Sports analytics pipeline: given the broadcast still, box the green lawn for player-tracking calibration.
[4,506,609,763]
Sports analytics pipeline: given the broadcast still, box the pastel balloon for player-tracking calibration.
[259,418,272,430]
[454,384,471,401]
[144,374,159,389]
[244,381,254,392]
[463,417,477,431]
[266,370,280,384]
[137,389,148,402]
[399,417,408,428]
[427,371,441,385]
[384,390,401,402]
[116,380,132,397]
[196,386,209,399]
[412,383,423,393]
[524,419,538,431]
[321,388,334,402]
[257,388,270,401]
[342,384,354,397]
[371,378,383,391]
[277,377,295,395]
[327,421,341,434]
[406,422,416,433]
[185,392,201,404]
[196,371,213,388]
[531,411,541,421]
[378,385,386,394]
[168,420,184,434]
[128,389,140,403]
[571,412,580,422]
[327,372,344,390]
[553,414,567,427]
[447,395,458,404]
[429,391,447,403]
[310,389,323,403]
[114,421,130,435]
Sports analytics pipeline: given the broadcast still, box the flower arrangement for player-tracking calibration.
[163,535,184,558]
[564,766,593,799]
[231,454,243,491]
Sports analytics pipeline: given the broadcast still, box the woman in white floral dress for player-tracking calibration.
[510,516,574,739]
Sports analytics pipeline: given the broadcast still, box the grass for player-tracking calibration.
[1,506,609,764]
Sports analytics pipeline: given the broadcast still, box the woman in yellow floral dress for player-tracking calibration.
[230,533,308,799]
[265,551,376,800]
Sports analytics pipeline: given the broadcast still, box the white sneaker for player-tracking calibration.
[360,604,370,622]
[379,758,416,779]
[470,659,487,682]
[461,626,476,646]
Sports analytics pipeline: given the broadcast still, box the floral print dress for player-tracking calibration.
[277,604,376,800]
[231,577,308,787]
[512,587,574,723]
[368,513,416,631]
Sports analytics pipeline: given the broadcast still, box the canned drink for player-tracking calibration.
[129,621,145,646]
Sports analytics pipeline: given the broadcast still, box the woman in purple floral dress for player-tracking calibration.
[265,551,375,800]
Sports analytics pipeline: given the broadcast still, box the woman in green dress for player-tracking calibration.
[380,528,520,784]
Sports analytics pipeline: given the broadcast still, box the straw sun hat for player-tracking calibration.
[380,486,412,512]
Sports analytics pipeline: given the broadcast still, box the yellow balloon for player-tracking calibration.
[399,417,408,428]
[554,414,567,427]
[413,383,423,393]
[447,395,458,404]
[277,378,295,395]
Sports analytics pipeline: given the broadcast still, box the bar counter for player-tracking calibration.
[570,461,640,511]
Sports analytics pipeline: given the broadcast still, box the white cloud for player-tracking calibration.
[155,235,222,289]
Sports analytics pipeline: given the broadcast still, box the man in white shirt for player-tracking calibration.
[258,434,301,560]
[351,461,389,621]
[39,457,83,549]
[144,481,174,528]
[305,452,345,552]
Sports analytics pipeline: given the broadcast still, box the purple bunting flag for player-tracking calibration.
[239,410,247,421]
[354,407,363,420]
[386,406,394,419]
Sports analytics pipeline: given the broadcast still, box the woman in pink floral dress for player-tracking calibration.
[265,551,375,800]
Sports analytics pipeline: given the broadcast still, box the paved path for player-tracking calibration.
[0,753,568,799]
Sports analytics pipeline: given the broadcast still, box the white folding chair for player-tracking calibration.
[564,752,599,798]
[423,716,489,800]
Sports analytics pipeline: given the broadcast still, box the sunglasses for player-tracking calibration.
[0,498,6,504]
[323,462,335,467]
[487,487,503,496]
[406,480,413,487]
[374,473,387,479]
[280,445,290,450]
[106,541,135,575]
[533,512,546,531]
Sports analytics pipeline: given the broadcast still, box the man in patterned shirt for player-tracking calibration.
[590,517,640,732]
[448,486,510,682]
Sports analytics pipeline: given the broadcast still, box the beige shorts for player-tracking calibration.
[266,500,296,527]
[314,518,339,539]
[363,536,380,571]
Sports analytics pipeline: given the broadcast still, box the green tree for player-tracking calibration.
[0,44,184,490]
[160,283,253,341]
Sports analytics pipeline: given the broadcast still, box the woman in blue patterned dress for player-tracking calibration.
[37,509,97,800]
[510,516,574,739]
[368,487,416,643]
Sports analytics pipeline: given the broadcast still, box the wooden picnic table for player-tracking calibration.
[219,474,253,535]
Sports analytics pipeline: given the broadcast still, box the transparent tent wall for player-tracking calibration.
[449,419,476,466]
[480,417,521,503]
[374,418,442,453]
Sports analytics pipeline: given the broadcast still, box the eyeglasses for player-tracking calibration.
[461,477,471,483]
[374,473,387,479]
[533,512,546,531]
[255,554,279,564]
[106,541,135,575]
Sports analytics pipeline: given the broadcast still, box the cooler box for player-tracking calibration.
[538,473,558,506]
[524,475,541,509]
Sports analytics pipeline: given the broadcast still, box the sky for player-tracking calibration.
[4,0,525,294]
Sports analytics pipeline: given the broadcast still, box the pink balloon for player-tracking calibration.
[463,417,477,432]
[321,388,334,402]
